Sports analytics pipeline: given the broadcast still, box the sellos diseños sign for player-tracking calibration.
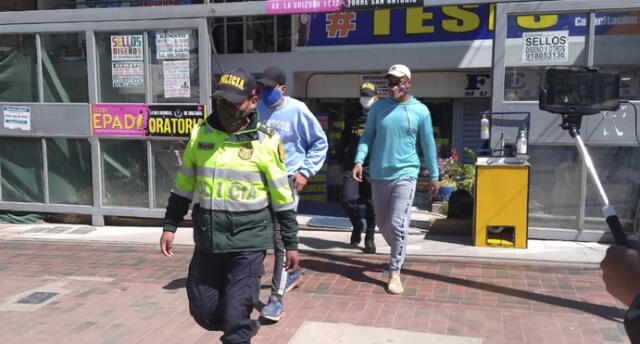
[265,0,424,15]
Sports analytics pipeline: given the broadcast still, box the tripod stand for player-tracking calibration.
[561,114,630,247]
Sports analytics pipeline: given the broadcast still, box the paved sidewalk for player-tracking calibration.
[0,240,631,344]
[0,219,610,265]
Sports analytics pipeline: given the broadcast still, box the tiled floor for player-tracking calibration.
[0,240,631,343]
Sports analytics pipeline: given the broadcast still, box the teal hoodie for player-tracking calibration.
[354,96,439,181]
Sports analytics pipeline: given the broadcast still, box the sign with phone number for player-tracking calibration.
[522,30,569,64]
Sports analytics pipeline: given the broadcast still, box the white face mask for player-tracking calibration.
[359,96,375,109]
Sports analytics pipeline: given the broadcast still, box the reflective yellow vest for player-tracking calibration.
[171,114,296,252]
[174,120,294,212]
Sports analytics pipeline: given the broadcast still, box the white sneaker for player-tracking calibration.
[387,271,404,294]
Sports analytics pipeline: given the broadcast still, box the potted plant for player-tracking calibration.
[437,177,457,201]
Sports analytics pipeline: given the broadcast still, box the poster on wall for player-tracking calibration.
[90,104,149,136]
[163,60,191,98]
[111,35,143,61]
[2,106,31,131]
[147,105,205,137]
[156,31,190,60]
[522,30,569,64]
[90,104,204,137]
[361,75,390,97]
[112,62,144,87]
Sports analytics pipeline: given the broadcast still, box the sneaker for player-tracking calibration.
[284,269,303,293]
[260,296,284,321]
[387,271,404,295]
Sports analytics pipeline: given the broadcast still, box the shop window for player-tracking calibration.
[211,13,292,54]
[0,1,36,11]
[38,0,204,10]
[594,11,640,101]
[0,34,37,102]
[150,29,199,103]
[0,137,44,203]
[277,15,292,52]
[96,31,146,103]
[101,139,148,207]
[46,138,92,205]
[41,33,89,103]
[527,145,580,229]
[584,146,640,232]
[504,13,588,101]
[152,140,185,208]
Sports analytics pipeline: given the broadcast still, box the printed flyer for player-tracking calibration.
[111,62,144,87]
[111,35,143,61]
[156,31,190,60]
[163,60,191,98]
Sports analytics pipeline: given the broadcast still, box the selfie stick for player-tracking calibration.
[561,114,631,247]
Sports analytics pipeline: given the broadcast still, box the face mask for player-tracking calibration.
[260,87,282,107]
[216,101,249,128]
[359,96,375,109]
[390,82,408,100]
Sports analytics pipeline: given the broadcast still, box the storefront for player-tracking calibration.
[0,0,638,240]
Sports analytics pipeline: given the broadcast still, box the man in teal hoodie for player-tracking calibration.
[353,64,440,295]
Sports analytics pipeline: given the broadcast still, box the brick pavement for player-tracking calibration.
[0,241,631,344]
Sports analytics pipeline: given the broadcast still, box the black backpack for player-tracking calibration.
[447,189,474,219]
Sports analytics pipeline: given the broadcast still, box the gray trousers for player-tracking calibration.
[271,176,299,297]
[371,178,417,272]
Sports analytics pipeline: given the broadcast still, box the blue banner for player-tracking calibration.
[295,6,640,47]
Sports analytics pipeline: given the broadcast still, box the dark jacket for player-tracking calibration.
[626,294,640,343]
[336,110,369,170]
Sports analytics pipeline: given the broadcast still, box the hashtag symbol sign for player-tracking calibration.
[325,12,357,39]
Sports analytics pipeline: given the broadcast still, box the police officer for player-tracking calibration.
[336,82,379,253]
[159,68,299,344]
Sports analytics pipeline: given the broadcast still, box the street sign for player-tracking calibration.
[265,0,425,15]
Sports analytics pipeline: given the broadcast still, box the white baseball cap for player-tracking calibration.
[386,64,411,80]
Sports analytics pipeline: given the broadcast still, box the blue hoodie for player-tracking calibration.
[257,96,328,178]
[354,96,438,181]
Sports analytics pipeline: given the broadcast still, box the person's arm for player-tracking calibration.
[417,106,439,180]
[600,238,640,343]
[297,104,328,179]
[160,132,198,257]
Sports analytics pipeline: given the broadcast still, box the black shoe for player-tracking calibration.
[364,229,376,253]
[350,229,362,247]
[349,220,363,247]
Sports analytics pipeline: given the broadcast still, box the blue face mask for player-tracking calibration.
[260,88,282,107]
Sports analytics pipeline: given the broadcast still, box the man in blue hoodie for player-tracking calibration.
[256,66,328,321]
[353,64,440,295]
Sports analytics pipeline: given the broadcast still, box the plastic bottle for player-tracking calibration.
[516,128,528,155]
[480,115,490,140]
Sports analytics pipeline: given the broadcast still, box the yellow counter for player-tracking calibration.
[473,158,529,248]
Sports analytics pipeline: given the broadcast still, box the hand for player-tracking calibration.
[337,164,344,176]
[284,250,300,271]
[352,163,363,182]
[292,172,308,192]
[600,241,640,306]
[160,231,175,257]
[428,179,440,197]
